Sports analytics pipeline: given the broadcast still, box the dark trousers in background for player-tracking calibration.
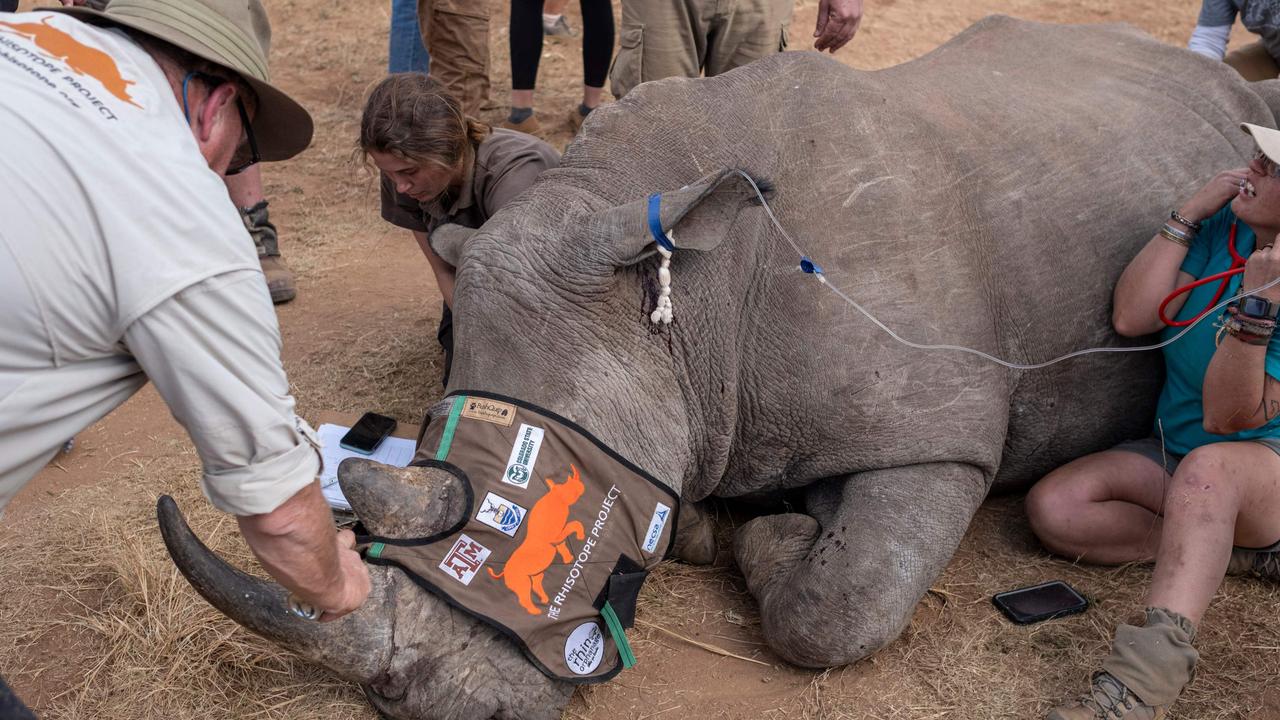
[510,0,615,90]
[438,303,453,388]
[0,674,36,720]
[0,1,20,13]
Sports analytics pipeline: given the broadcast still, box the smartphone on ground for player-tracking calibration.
[339,412,397,455]
[992,580,1088,624]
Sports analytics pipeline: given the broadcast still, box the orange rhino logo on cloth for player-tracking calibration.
[0,16,142,107]
[488,464,586,615]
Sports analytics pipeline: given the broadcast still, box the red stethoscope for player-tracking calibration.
[1157,221,1249,327]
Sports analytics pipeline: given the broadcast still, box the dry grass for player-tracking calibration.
[8,459,1279,718]
[0,449,375,720]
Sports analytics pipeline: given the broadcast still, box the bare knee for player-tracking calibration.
[1025,471,1097,557]
[1165,444,1241,508]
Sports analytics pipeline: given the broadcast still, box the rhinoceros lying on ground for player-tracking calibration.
[158,14,1280,720]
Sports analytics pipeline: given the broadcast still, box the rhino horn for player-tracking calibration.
[157,495,394,683]
[338,458,469,539]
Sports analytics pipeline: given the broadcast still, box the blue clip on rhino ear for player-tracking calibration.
[594,168,767,268]
[647,193,676,252]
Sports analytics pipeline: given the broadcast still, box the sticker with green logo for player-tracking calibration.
[501,423,544,489]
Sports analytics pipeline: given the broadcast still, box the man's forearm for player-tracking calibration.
[237,481,349,609]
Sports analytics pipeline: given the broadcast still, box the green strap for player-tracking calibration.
[435,396,465,461]
[366,542,385,559]
[601,601,637,669]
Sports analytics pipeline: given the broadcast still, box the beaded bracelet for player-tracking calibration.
[1170,210,1202,232]
[1227,307,1277,335]
[1159,225,1192,248]
[1223,315,1274,345]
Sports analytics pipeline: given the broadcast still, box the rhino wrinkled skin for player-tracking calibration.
[159,16,1280,720]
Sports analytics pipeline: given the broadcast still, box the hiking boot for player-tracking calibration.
[1047,608,1197,720]
[1047,672,1166,720]
[1227,547,1280,580]
[501,112,541,135]
[240,200,296,304]
[542,14,576,37]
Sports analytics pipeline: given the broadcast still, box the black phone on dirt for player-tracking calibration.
[992,580,1088,624]
[339,412,397,455]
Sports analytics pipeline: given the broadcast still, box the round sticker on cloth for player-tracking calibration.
[565,622,605,675]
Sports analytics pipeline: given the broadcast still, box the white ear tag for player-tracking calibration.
[650,231,674,325]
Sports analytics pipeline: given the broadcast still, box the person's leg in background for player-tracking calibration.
[610,0,705,100]
[705,0,793,79]
[505,0,544,133]
[227,168,296,305]
[568,0,613,132]
[1224,40,1280,81]
[419,0,491,116]
[542,0,575,36]
[389,0,430,74]
[0,1,19,13]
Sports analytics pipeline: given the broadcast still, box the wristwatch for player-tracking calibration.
[1238,295,1280,321]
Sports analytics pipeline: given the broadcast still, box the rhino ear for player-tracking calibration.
[429,223,476,267]
[591,168,771,268]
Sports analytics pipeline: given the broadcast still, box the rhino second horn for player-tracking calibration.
[156,495,393,683]
[338,458,468,539]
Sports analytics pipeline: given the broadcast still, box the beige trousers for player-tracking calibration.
[610,0,794,99]
[417,0,492,115]
[1225,40,1280,82]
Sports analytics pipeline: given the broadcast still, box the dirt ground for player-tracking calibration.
[4,0,1280,718]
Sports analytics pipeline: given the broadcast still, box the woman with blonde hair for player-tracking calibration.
[359,73,560,385]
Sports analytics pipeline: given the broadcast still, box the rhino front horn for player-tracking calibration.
[338,458,468,539]
[156,495,393,683]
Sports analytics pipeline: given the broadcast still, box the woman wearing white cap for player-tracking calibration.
[1027,124,1280,718]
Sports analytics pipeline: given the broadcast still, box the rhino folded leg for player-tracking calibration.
[734,462,988,668]
[670,498,718,565]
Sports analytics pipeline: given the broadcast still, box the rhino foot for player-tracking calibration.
[733,513,820,602]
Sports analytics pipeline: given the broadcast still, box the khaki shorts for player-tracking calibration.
[1114,435,1280,552]
[610,0,793,99]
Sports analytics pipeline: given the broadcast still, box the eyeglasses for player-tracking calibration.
[181,71,261,176]
[1253,149,1280,179]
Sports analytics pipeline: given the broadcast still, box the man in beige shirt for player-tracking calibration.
[0,4,370,704]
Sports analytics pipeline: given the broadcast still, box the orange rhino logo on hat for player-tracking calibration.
[487,464,586,615]
[0,16,142,108]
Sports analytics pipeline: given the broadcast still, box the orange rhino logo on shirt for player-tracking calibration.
[0,16,142,107]
[487,464,586,615]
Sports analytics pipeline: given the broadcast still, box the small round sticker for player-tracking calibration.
[564,621,605,675]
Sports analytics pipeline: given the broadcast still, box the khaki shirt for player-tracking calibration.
[380,128,560,234]
[0,14,319,516]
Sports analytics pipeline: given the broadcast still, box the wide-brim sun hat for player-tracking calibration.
[1242,122,1280,166]
[48,0,313,161]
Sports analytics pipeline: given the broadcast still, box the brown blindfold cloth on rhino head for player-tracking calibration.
[356,392,679,683]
